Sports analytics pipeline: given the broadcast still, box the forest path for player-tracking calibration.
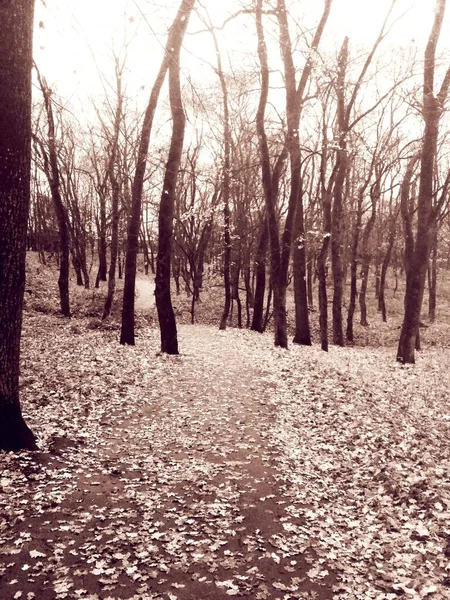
[1,321,335,600]
[135,275,155,311]
[3,315,450,598]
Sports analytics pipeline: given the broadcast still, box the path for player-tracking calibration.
[135,276,155,311]
[0,321,335,600]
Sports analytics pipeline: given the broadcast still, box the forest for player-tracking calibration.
[1,0,450,598]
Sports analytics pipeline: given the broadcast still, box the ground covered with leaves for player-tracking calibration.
[1,298,450,600]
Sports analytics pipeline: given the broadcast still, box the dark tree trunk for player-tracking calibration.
[251,215,268,332]
[210,29,232,332]
[96,201,108,286]
[293,183,311,345]
[72,254,83,286]
[103,66,123,321]
[358,181,378,327]
[121,0,193,345]
[331,38,349,347]
[307,253,314,308]
[155,0,194,354]
[428,223,438,322]
[256,0,331,348]
[397,0,449,363]
[378,243,393,322]
[346,195,362,342]
[231,262,242,328]
[0,0,37,451]
[35,71,71,317]
[244,266,253,329]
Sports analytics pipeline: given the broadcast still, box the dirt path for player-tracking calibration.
[135,277,155,311]
[1,322,335,600]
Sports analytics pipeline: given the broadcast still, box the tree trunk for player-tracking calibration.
[359,183,378,326]
[331,38,349,347]
[398,0,449,363]
[251,215,268,332]
[103,65,123,320]
[346,195,362,342]
[428,223,438,322]
[0,0,37,451]
[155,0,194,354]
[96,202,108,286]
[293,183,311,345]
[35,71,71,317]
[121,0,193,345]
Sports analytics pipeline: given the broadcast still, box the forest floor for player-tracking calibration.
[1,256,450,600]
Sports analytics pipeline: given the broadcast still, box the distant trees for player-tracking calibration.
[19,0,450,367]
[0,0,37,450]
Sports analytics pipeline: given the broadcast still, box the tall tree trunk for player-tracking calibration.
[331,37,349,347]
[0,0,37,451]
[35,70,71,317]
[96,201,107,287]
[346,194,363,342]
[359,181,378,326]
[293,182,311,345]
[103,63,123,320]
[121,0,193,345]
[398,0,450,362]
[251,214,268,333]
[276,0,331,348]
[207,25,232,331]
[428,222,438,322]
[155,0,194,354]
[378,208,399,322]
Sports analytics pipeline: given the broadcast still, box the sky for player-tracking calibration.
[33,0,450,114]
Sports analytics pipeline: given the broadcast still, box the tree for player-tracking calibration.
[0,0,37,451]
[276,0,332,347]
[255,0,330,348]
[120,0,194,346]
[397,0,450,363]
[34,68,71,317]
[155,0,195,354]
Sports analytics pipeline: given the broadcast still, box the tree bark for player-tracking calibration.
[103,63,123,320]
[35,71,71,317]
[121,0,194,345]
[359,180,378,326]
[0,0,37,451]
[331,37,349,347]
[251,214,268,333]
[155,0,194,354]
[398,0,449,363]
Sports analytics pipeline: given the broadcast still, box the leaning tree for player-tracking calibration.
[397,0,450,363]
[0,0,37,451]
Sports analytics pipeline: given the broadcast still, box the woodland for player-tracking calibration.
[1,0,450,598]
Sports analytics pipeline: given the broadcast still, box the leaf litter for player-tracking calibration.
[1,312,450,599]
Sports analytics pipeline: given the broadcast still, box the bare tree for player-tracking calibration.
[34,68,71,317]
[397,0,450,363]
[120,0,194,345]
[155,0,195,354]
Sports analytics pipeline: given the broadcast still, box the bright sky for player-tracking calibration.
[33,0,450,111]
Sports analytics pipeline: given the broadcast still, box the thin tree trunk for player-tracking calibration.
[331,37,349,347]
[103,63,123,320]
[251,215,268,332]
[346,194,363,342]
[293,182,311,345]
[35,70,71,317]
[155,0,194,354]
[121,0,193,345]
[428,223,438,322]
